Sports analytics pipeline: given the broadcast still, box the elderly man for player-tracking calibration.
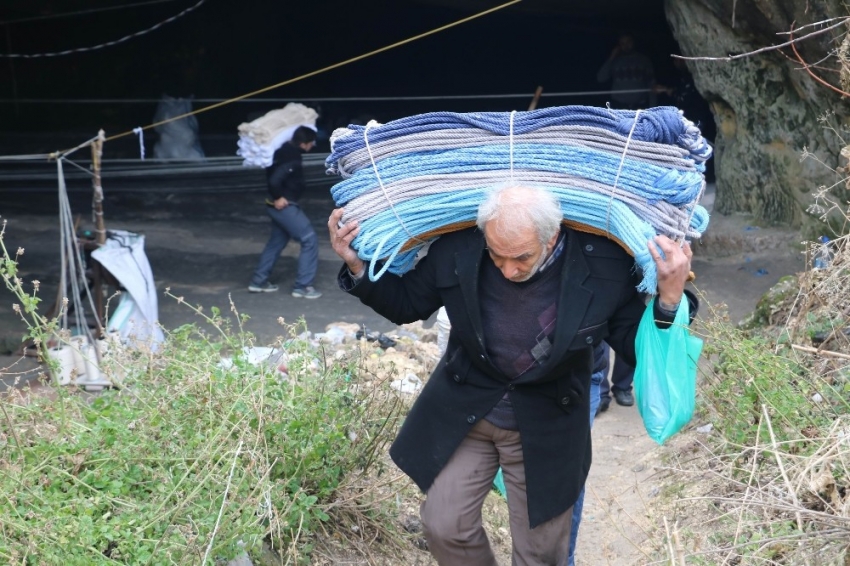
[328,184,694,565]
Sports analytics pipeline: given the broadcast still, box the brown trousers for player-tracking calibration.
[420,419,572,566]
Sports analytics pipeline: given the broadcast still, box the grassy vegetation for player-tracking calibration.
[653,232,850,565]
[0,226,407,565]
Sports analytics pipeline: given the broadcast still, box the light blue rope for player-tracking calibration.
[331,144,704,206]
[351,187,662,293]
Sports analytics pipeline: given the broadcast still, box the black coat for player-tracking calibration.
[266,142,305,202]
[341,226,690,528]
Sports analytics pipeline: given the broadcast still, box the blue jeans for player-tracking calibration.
[250,204,318,289]
[568,343,608,565]
[599,353,635,402]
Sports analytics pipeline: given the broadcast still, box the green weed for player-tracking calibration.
[0,226,406,565]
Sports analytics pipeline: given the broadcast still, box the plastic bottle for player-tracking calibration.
[813,236,833,269]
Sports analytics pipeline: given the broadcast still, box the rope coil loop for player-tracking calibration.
[363,121,425,246]
[606,109,641,237]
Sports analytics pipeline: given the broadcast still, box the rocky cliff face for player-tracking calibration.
[665,0,849,229]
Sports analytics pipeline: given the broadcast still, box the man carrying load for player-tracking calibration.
[328,184,696,565]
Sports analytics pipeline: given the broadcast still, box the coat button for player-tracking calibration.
[560,397,570,405]
[508,383,515,391]
[585,336,593,344]
[585,244,594,252]
[467,415,476,424]
[453,374,461,383]
[479,354,486,361]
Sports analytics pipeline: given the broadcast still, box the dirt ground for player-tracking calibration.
[0,174,806,564]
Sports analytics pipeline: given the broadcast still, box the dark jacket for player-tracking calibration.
[266,142,306,203]
[340,226,695,528]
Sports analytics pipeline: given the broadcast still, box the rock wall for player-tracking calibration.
[665,0,850,229]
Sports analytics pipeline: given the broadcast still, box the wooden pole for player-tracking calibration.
[90,130,107,335]
[528,86,543,111]
[91,129,106,245]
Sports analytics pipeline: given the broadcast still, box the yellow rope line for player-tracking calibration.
[97,0,521,146]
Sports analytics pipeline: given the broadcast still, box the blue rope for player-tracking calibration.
[351,187,666,293]
[331,144,705,206]
[328,105,711,169]
[327,105,713,294]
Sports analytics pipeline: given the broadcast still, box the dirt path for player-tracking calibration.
[574,399,661,564]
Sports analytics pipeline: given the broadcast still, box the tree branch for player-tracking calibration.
[790,23,850,97]
[673,17,849,62]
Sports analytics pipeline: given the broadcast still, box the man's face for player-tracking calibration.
[299,140,316,153]
[618,35,634,53]
[484,220,556,282]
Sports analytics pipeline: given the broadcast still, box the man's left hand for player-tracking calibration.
[648,236,692,306]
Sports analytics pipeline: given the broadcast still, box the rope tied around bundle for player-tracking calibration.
[326,104,712,293]
[363,120,425,246]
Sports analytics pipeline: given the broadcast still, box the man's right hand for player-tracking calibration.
[273,197,289,210]
[328,208,365,277]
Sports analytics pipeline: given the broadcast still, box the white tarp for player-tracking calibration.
[91,230,164,348]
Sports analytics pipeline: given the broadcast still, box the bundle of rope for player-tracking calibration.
[325,105,712,294]
[237,103,318,168]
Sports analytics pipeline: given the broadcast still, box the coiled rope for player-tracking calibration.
[326,105,712,293]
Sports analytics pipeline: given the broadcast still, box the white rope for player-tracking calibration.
[605,109,642,236]
[0,153,52,161]
[509,110,516,183]
[133,127,146,160]
[0,0,207,59]
[681,180,707,247]
[57,160,69,332]
[363,121,423,244]
[56,158,102,340]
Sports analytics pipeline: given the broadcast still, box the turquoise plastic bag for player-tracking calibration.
[493,468,507,499]
[634,298,703,445]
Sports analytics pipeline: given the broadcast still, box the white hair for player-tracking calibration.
[476,184,563,246]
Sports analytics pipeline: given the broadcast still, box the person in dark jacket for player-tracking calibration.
[328,184,695,565]
[596,34,655,110]
[248,126,322,298]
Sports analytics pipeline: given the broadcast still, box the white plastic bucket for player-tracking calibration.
[46,345,76,385]
[78,342,103,385]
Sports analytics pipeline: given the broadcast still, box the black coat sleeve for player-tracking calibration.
[337,247,445,325]
[266,159,295,200]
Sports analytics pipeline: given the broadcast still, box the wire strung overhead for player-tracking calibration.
[0,0,208,59]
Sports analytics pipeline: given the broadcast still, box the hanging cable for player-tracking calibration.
[0,0,182,26]
[0,0,207,59]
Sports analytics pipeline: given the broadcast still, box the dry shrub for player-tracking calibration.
[651,199,850,564]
